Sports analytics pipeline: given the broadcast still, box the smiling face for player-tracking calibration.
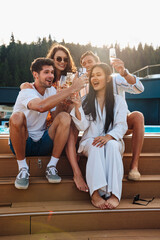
[53,50,68,72]
[90,66,106,93]
[34,65,54,89]
[81,55,97,74]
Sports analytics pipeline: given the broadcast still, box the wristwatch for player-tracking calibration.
[121,68,129,77]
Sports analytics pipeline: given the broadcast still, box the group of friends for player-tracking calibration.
[9,44,144,210]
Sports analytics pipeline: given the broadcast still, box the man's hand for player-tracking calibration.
[111,58,125,76]
[92,134,114,148]
[72,72,88,92]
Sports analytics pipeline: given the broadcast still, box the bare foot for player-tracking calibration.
[91,191,107,209]
[106,194,119,209]
[73,175,89,192]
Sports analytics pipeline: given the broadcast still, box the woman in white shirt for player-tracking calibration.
[71,63,128,209]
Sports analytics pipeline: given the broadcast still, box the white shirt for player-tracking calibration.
[71,94,128,153]
[112,73,144,98]
[13,86,56,141]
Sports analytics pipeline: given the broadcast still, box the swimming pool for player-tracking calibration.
[0,125,160,135]
[0,125,9,134]
[144,125,160,133]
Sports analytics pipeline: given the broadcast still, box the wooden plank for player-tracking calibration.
[0,175,160,203]
[1,230,160,240]
[0,216,30,236]
[124,136,160,153]
[1,153,160,177]
[0,198,160,215]
[123,155,160,175]
[31,210,160,233]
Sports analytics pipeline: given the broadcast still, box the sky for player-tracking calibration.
[0,0,160,49]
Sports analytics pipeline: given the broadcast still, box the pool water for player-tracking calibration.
[0,126,9,134]
[0,125,160,135]
[144,126,160,133]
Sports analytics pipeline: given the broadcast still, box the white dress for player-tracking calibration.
[70,95,128,201]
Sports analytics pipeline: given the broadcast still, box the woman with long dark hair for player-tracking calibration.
[71,63,128,209]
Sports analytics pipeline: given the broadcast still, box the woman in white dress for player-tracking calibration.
[70,63,128,210]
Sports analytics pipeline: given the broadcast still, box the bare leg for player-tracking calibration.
[65,121,89,192]
[9,112,28,160]
[91,190,108,209]
[48,112,71,158]
[127,111,144,171]
[106,194,119,209]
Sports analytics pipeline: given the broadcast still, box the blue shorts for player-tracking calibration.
[9,130,53,157]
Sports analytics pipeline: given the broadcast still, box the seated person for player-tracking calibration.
[9,57,86,189]
[71,63,128,209]
[80,51,145,181]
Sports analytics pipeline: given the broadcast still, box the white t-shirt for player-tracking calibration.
[13,86,56,142]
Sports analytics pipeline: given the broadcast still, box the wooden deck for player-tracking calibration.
[0,134,160,237]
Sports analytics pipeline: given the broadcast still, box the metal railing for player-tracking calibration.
[132,64,160,78]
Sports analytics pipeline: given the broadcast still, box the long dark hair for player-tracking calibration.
[82,63,114,133]
[46,44,77,81]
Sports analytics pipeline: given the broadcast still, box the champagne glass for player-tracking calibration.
[59,75,66,88]
[109,48,116,73]
[66,72,75,87]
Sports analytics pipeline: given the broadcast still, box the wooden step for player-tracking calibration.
[124,134,160,153]
[0,135,12,154]
[0,153,160,178]
[123,153,160,175]
[0,176,159,203]
[0,229,160,240]
[1,229,160,240]
[1,134,160,154]
[0,199,160,236]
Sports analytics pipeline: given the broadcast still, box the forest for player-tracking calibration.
[0,33,160,87]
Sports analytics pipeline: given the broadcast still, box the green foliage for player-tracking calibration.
[0,33,160,87]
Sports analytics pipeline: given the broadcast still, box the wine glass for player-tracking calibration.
[109,48,116,73]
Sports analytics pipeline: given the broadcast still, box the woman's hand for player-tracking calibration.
[70,92,81,109]
[92,134,114,148]
[20,82,34,90]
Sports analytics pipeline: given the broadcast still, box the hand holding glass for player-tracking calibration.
[66,73,75,87]
[109,48,116,64]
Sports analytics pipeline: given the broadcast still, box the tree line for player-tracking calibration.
[0,33,160,87]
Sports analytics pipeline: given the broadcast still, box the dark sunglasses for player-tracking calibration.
[55,56,68,63]
[133,194,154,206]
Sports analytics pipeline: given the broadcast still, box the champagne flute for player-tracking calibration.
[109,48,116,73]
[59,75,66,88]
[66,72,75,87]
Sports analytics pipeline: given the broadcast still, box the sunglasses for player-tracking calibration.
[55,56,68,63]
[133,194,154,206]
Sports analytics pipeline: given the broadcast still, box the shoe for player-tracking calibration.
[128,169,141,181]
[15,168,30,189]
[46,165,61,183]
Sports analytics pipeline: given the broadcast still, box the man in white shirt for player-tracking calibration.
[9,57,86,189]
[80,51,144,181]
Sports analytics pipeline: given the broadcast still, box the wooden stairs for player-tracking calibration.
[0,133,160,239]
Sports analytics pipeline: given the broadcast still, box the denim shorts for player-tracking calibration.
[9,130,53,157]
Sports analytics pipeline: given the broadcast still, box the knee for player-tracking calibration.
[58,112,71,128]
[9,112,26,128]
[128,111,144,129]
[106,140,119,151]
